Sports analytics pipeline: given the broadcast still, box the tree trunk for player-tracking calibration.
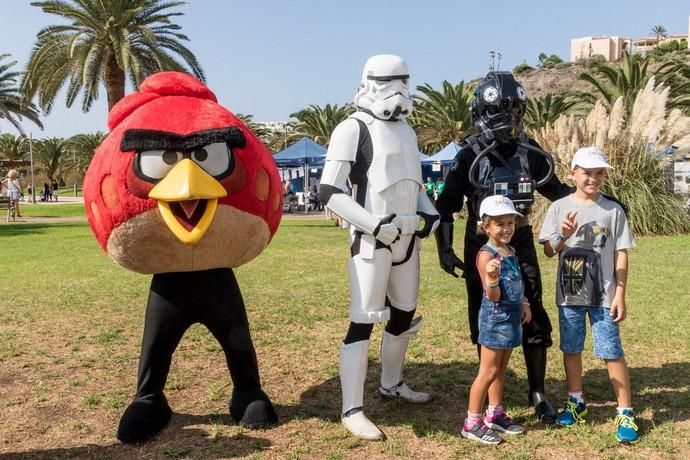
[104,54,126,110]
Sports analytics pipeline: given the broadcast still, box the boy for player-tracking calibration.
[538,146,639,444]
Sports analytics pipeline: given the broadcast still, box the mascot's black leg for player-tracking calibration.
[203,268,277,428]
[117,274,191,443]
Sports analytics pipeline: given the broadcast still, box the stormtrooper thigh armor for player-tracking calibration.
[348,233,419,323]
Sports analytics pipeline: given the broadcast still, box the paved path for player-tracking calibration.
[24,195,85,205]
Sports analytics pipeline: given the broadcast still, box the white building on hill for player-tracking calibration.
[570,35,631,62]
[570,15,690,62]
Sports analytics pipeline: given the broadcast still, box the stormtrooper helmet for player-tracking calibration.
[470,71,527,143]
[354,54,412,120]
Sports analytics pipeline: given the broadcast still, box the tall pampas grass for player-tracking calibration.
[529,78,690,236]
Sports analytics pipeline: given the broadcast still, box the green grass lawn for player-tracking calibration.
[16,203,86,218]
[0,218,688,459]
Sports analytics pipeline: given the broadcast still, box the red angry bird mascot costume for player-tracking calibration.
[83,72,282,443]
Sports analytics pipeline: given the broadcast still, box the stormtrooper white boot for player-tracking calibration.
[340,340,385,441]
[379,317,431,403]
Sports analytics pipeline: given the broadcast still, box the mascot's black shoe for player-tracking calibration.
[117,394,173,443]
[229,388,278,428]
[529,392,557,425]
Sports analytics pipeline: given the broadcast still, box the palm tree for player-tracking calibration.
[23,0,204,113]
[0,54,43,134]
[574,52,690,117]
[34,137,67,182]
[524,94,579,132]
[651,25,668,47]
[288,103,355,146]
[235,113,271,143]
[65,131,105,175]
[0,133,29,160]
[409,80,474,153]
[575,52,648,117]
[264,123,295,152]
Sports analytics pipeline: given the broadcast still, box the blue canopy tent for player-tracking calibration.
[421,141,461,165]
[272,137,327,212]
[421,141,461,179]
[272,137,327,167]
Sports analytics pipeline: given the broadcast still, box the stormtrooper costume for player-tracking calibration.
[319,55,439,440]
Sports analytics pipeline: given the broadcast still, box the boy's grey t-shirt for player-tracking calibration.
[539,194,635,308]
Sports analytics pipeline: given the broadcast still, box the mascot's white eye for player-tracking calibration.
[483,87,499,103]
[516,86,526,101]
[139,150,182,180]
[192,142,232,177]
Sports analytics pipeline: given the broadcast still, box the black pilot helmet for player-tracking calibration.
[470,71,527,144]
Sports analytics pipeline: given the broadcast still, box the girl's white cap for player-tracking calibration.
[479,195,523,219]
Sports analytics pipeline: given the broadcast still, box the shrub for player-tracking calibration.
[657,40,681,54]
[538,52,564,68]
[513,63,534,75]
[576,54,607,67]
[531,78,690,236]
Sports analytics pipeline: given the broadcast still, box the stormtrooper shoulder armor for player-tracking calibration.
[326,118,363,162]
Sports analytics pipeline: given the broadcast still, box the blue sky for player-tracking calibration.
[1,0,689,138]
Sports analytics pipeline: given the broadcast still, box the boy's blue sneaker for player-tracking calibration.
[556,398,588,426]
[615,410,640,444]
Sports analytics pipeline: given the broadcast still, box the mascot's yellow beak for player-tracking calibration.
[148,159,227,244]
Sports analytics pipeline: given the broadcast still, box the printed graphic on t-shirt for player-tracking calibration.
[576,221,610,248]
[558,247,603,306]
[562,256,584,295]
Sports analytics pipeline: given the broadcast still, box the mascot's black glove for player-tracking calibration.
[415,212,440,239]
[435,221,467,278]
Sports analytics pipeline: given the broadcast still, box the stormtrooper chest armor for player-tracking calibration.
[351,113,422,217]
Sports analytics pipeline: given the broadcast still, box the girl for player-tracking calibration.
[462,195,532,445]
[2,170,23,217]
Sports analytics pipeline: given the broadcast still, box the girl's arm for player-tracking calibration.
[477,250,501,302]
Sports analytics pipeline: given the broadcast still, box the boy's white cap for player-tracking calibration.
[571,146,612,169]
[479,195,523,219]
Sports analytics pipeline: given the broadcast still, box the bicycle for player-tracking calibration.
[6,198,17,222]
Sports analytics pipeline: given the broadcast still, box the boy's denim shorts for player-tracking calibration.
[478,304,522,349]
[558,306,624,359]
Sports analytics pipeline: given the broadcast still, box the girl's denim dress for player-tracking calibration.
[477,244,524,349]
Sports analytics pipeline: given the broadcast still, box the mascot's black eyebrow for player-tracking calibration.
[120,127,246,152]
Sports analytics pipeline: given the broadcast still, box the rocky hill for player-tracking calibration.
[515,64,592,98]
[512,52,690,99]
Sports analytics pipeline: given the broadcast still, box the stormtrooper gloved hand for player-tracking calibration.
[415,212,440,239]
[373,213,401,246]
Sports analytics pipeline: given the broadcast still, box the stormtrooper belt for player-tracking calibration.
[387,215,420,235]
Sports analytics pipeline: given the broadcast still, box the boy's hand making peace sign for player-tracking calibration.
[560,211,578,239]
